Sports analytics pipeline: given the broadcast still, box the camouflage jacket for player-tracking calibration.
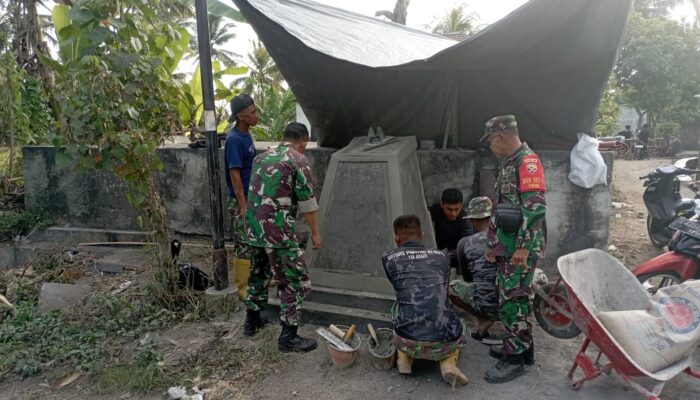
[487,143,547,257]
[382,241,463,342]
[461,232,499,315]
[245,143,318,248]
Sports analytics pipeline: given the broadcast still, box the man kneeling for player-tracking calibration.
[382,215,468,387]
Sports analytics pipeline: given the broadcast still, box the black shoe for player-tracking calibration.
[484,354,528,383]
[471,331,502,346]
[278,324,317,353]
[243,310,267,337]
[488,345,535,365]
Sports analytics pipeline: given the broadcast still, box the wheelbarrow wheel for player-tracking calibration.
[533,282,581,339]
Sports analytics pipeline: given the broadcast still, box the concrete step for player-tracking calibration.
[305,286,394,314]
[32,227,153,244]
[265,298,393,331]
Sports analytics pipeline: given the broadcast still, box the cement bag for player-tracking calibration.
[569,133,607,188]
[599,280,700,372]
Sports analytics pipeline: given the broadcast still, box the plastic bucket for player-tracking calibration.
[326,325,362,368]
[231,258,250,300]
[367,328,396,370]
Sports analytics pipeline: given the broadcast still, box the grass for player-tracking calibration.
[0,209,50,241]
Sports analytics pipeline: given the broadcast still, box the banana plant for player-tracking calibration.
[178,60,247,134]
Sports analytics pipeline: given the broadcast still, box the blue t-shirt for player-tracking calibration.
[224,127,256,200]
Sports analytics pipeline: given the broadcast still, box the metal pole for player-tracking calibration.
[194,0,228,290]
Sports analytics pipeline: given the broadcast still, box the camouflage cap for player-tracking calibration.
[480,115,518,141]
[466,196,492,219]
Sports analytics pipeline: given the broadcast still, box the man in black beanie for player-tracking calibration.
[225,93,259,260]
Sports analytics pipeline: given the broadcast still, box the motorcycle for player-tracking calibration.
[634,216,700,294]
[640,165,700,247]
[533,216,700,339]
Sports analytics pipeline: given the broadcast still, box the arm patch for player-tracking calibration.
[519,155,546,192]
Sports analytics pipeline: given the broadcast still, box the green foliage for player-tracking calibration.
[0,304,104,378]
[432,4,478,36]
[93,335,168,393]
[614,12,700,130]
[187,14,239,66]
[0,288,183,380]
[0,209,50,241]
[47,0,188,207]
[595,81,621,135]
[45,0,193,287]
[250,86,297,142]
[235,41,285,107]
[177,62,247,134]
[0,36,50,152]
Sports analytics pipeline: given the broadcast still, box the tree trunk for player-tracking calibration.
[692,0,700,27]
[27,0,60,122]
[143,179,177,293]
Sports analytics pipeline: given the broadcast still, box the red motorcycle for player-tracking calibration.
[534,216,700,339]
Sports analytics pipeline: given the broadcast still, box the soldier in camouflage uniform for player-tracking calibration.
[449,196,501,345]
[480,115,547,383]
[383,215,469,387]
[243,122,322,353]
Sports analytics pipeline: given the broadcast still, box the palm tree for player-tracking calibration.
[188,14,239,66]
[4,0,58,120]
[432,4,478,36]
[235,41,284,108]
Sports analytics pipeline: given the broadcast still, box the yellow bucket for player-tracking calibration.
[231,258,251,300]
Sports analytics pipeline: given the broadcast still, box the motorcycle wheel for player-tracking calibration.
[636,271,682,296]
[646,215,671,248]
[533,283,581,339]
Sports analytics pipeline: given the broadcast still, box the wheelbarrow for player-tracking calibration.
[557,249,700,400]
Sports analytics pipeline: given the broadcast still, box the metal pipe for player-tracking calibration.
[194,0,228,290]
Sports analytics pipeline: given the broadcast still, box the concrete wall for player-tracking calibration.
[23,145,613,273]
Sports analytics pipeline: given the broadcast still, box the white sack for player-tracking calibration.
[599,280,700,373]
[569,133,607,188]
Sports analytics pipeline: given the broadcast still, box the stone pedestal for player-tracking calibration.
[306,136,435,295]
[204,286,239,314]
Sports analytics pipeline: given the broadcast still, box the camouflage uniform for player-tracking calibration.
[486,117,547,357]
[382,241,465,361]
[244,143,318,326]
[450,232,499,319]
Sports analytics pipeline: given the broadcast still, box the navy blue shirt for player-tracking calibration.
[224,127,256,200]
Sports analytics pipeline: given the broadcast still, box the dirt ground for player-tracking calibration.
[247,157,700,400]
[606,157,685,267]
[2,157,700,400]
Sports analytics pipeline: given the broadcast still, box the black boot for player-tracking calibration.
[484,353,528,383]
[488,345,535,365]
[243,310,267,337]
[278,324,317,353]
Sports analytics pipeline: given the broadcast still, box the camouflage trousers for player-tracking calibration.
[448,280,499,321]
[228,197,250,260]
[394,319,467,361]
[497,255,536,357]
[245,245,311,326]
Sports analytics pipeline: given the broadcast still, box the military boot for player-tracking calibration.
[484,353,528,383]
[488,344,535,365]
[278,324,317,353]
[243,310,268,337]
[439,349,469,387]
[396,351,414,374]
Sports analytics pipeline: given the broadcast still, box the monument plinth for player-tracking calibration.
[306,136,435,295]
